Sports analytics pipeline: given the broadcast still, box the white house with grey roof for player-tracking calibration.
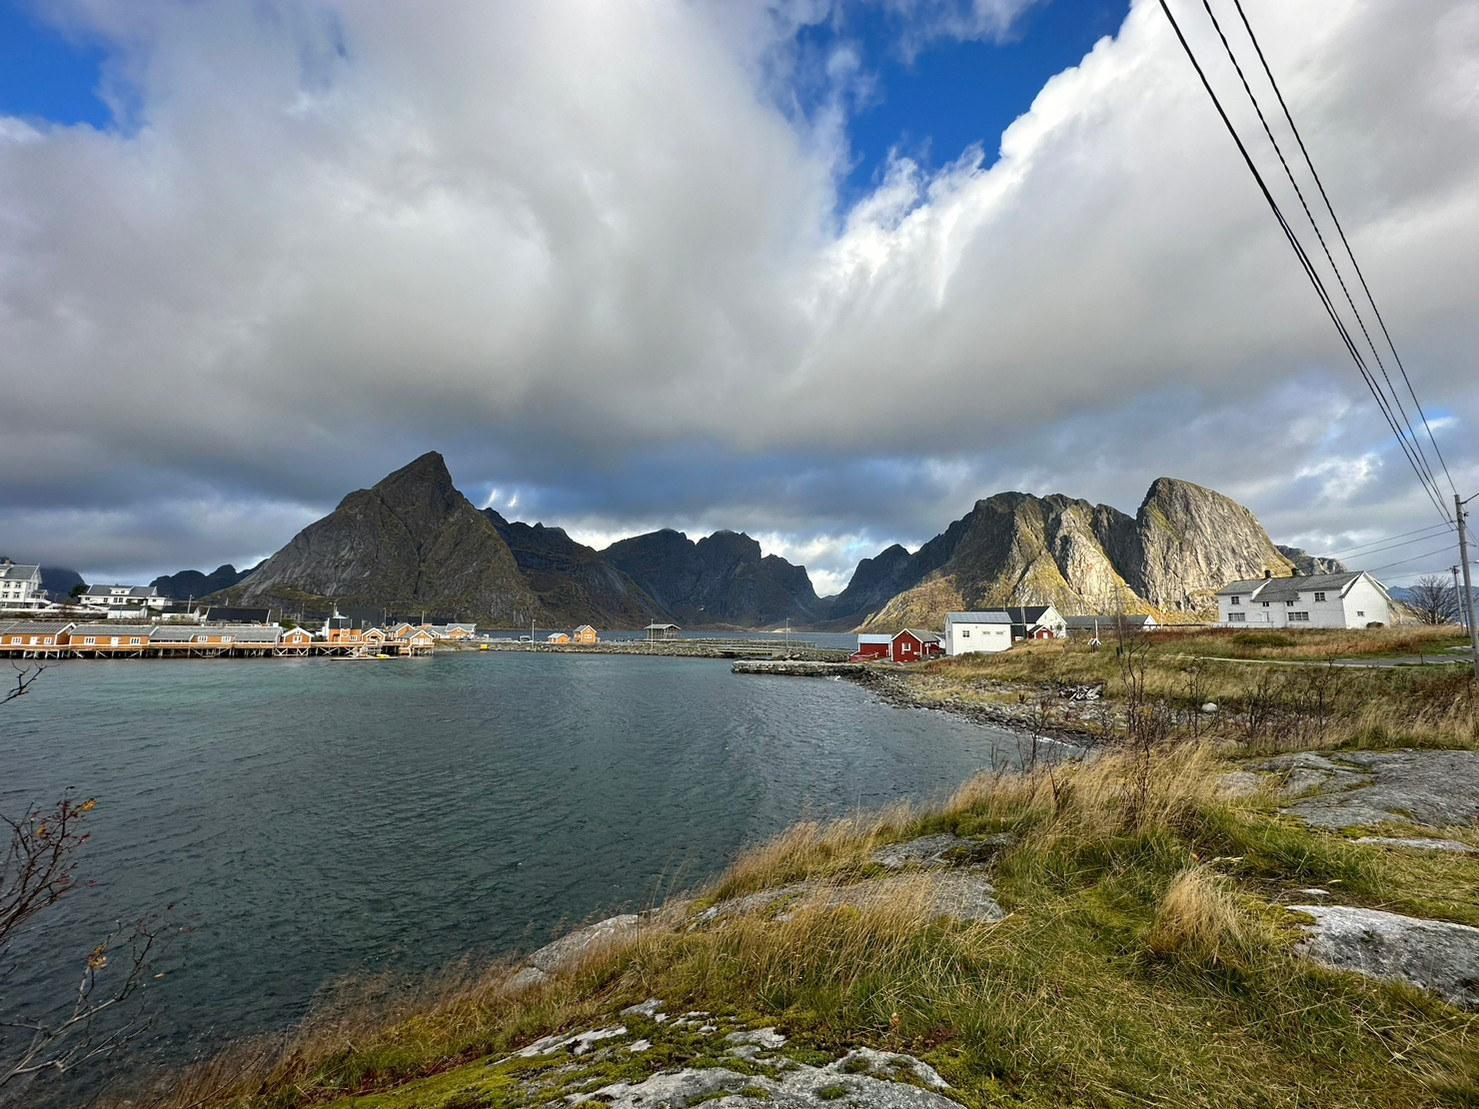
[0,562,47,612]
[944,612,1014,655]
[1216,571,1391,629]
[80,584,164,613]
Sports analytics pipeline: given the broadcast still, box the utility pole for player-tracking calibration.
[1453,566,1466,632]
[1456,493,1479,681]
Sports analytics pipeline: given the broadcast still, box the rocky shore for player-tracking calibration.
[846,667,1115,745]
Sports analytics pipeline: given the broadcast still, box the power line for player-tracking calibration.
[1321,521,1455,559]
[1155,0,1452,525]
[1367,543,1460,575]
[1229,0,1457,501]
[1326,527,1455,564]
[1199,0,1445,502]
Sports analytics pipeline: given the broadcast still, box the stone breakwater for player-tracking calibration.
[733,661,1113,744]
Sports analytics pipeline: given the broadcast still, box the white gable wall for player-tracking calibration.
[946,620,1012,656]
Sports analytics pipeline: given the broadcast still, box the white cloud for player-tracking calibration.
[1,0,1475,589]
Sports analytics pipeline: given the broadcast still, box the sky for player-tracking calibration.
[2,0,1477,595]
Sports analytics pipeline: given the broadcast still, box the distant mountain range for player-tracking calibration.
[170,452,1343,631]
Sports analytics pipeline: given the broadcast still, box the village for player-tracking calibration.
[0,556,1404,665]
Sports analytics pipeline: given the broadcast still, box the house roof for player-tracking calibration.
[0,621,75,635]
[1063,614,1156,629]
[226,627,284,642]
[0,564,41,581]
[945,611,1013,625]
[83,584,158,599]
[644,622,681,630]
[895,628,941,644]
[857,633,893,643]
[574,624,595,633]
[149,626,212,642]
[1002,605,1056,625]
[70,624,155,637]
[1217,571,1366,600]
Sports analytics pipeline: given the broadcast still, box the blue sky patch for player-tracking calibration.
[0,1,111,128]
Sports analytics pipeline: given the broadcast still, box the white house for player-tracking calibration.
[1216,571,1391,629]
[80,584,165,612]
[944,612,1013,655]
[1002,604,1068,640]
[0,563,47,612]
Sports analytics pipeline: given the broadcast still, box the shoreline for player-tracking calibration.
[846,666,1112,745]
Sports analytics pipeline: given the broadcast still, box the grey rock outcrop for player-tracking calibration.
[1277,545,1349,576]
[1292,905,1479,1008]
[588,1058,962,1108]
[1262,750,1479,831]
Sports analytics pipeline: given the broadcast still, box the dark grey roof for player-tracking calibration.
[69,624,156,637]
[1002,606,1057,625]
[1064,614,1156,629]
[1215,578,1268,596]
[0,620,75,635]
[83,585,158,599]
[1253,572,1365,603]
[1218,571,1366,602]
[220,625,283,643]
[0,564,41,581]
[945,611,1013,625]
[896,628,941,643]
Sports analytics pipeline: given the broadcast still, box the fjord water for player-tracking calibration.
[2,651,1029,1088]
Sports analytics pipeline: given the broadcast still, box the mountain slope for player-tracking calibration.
[228,453,538,624]
[484,510,667,626]
[855,478,1296,630]
[603,529,822,628]
[152,563,258,600]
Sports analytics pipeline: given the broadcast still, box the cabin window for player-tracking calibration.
[1289,612,1309,622]
[1356,611,1365,617]
[129,637,141,644]
[83,636,95,645]
[961,630,971,638]
[1314,592,1326,602]
[1227,613,1246,623]
[1261,601,1270,607]
[1230,596,1240,605]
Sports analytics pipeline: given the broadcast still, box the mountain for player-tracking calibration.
[602,529,822,628]
[152,563,259,600]
[850,478,1297,630]
[225,452,538,624]
[483,510,666,626]
[1276,545,1349,576]
[39,565,84,598]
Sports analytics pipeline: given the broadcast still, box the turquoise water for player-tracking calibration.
[0,652,1031,1097]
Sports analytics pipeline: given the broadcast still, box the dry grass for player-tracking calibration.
[924,635,1479,753]
[699,801,917,905]
[1145,865,1264,969]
